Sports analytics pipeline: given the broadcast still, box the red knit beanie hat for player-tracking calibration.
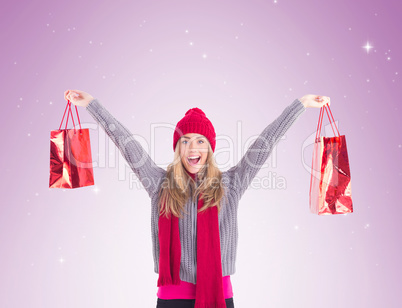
[173,107,216,152]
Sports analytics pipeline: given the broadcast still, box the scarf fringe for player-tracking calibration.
[157,276,181,287]
[194,301,227,308]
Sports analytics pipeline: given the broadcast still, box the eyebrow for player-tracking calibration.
[181,136,205,139]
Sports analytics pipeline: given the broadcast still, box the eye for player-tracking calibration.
[182,140,188,144]
[198,140,204,144]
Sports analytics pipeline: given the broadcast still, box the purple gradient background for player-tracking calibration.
[1,0,401,307]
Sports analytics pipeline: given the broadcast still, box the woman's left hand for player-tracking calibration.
[299,94,330,108]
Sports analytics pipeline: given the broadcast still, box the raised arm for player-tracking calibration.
[224,98,306,200]
[85,98,166,198]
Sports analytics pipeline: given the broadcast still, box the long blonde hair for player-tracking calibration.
[157,141,227,219]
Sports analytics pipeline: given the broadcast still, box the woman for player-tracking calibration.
[64,89,330,308]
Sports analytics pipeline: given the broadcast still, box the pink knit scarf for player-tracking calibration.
[157,170,226,307]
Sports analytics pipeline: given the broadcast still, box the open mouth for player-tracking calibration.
[187,156,201,166]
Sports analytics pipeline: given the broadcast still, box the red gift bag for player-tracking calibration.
[309,104,353,215]
[49,101,94,189]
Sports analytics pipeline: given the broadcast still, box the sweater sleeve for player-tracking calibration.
[85,98,166,198]
[224,98,306,200]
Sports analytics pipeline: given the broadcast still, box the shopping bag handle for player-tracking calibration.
[315,104,340,141]
[58,100,82,133]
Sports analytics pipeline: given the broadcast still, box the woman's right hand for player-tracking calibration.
[64,89,94,108]
[299,94,330,108]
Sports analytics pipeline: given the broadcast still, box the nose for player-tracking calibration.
[189,140,197,149]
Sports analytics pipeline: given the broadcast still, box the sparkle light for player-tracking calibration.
[363,41,373,54]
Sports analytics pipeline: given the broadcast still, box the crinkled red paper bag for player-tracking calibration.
[49,101,94,189]
[309,105,353,215]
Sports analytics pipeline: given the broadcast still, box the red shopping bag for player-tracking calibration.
[309,104,353,215]
[49,101,94,189]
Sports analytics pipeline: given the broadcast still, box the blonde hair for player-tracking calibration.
[157,140,227,219]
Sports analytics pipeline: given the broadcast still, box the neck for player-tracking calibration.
[185,169,197,180]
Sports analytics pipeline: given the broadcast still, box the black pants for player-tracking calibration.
[156,297,235,308]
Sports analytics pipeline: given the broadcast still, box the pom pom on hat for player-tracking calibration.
[185,107,206,116]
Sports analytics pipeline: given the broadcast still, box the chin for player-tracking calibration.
[187,164,203,173]
[187,166,199,173]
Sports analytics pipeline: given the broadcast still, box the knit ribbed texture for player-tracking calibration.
[86,98,306,284]
[173,107,216,152]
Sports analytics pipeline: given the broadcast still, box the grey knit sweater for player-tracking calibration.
[86,98,306,284]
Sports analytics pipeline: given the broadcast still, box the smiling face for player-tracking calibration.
[179,133,209,174]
